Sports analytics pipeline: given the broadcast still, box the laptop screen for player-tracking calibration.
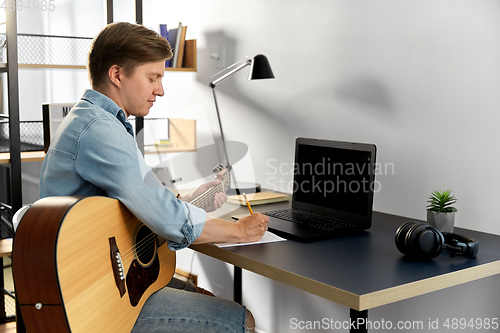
[292,138,376,226]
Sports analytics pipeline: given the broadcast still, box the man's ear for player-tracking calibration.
[108,64,123,88]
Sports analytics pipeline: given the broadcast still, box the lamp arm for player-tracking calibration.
[210,58,252,87]
[211,85,231,169]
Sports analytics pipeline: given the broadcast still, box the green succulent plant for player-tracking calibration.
[426,190,457,213]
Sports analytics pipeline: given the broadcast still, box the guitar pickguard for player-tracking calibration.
[126,257,160,307]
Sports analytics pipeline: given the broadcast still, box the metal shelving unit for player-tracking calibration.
[2,1,197,331]
[0,1,140,332]
[0,6,100,333]
[0,6,24,333]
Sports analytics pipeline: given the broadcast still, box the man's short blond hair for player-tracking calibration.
[88,22,172,89]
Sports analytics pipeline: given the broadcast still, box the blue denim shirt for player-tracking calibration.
[39,89,206,250]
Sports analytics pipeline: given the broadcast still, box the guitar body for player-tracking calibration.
[13,196,176,333]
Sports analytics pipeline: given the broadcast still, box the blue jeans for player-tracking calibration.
[131,286,247,332]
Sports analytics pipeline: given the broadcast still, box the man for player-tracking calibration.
[39,22,269,333]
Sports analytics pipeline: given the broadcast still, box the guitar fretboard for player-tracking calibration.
[189,182,225,211]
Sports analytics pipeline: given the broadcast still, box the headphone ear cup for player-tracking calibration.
[395,221,417,255]
[404,223,428,257]
[406,223,444,259]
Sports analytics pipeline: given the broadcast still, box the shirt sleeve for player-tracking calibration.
[135,148,206,250]
[74,117,206,250]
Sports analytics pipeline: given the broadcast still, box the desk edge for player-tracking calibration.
[190,244,362,310]
[359,260,500,310]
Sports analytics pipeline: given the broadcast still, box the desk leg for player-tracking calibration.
[350,309,368,333]
[234,266,242,304]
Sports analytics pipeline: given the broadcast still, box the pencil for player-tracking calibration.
[242,193,254,214]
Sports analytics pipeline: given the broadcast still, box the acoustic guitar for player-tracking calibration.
[13,165,229,333]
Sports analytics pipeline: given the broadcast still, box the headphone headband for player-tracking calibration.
[441,232,479,258]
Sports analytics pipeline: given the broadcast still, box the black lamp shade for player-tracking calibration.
[249,54,275,80]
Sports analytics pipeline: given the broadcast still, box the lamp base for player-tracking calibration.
[226,182,261,196]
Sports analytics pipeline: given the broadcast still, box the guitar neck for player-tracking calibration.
[188,182,224,211]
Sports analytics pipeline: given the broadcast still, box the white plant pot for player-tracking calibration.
[427,211,455,233]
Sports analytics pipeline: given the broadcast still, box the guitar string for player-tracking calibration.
[120,234,164,265]
[135,235,161,260]
[189,173,228,207]
[122,226,166,257]
[190,182,224,208]
[120,233,156,260]
[118,176,228,262]
[121,234,167,265]
[190,184,221,206]
[119,223,167,259]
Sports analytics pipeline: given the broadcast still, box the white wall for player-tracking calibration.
[16,1,500,332]
[145,0,500,233]
[146,1,500,332]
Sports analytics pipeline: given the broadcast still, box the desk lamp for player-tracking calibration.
[210,54,274,195]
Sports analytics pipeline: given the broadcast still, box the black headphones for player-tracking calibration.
[395,221,479,260]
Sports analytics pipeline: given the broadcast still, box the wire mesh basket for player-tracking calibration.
[0,33,93,67]
[0,120,44,153]
[0,204,13,239]
[3,292,15,322]
[1,118,170,153]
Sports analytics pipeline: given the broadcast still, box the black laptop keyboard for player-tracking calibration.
[264,209,357,232]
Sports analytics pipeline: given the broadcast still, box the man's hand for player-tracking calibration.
[182,180,227,212]
[192,213,270,245]
[235,213,270,242]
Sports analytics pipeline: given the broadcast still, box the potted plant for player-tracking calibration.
[426,190,457,232]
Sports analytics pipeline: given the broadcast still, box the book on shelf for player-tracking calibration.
[159,24,171,68]
[171,22,183,68]
[154,139,173,147]
[227,192,289,206]
[175,25,188,68]
[161,22,192,69]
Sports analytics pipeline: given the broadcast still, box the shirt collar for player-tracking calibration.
[81,89,135,138]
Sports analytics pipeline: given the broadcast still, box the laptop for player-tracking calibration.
[263,138,377,242]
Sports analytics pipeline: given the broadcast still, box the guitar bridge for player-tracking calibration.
[109,237,126,297]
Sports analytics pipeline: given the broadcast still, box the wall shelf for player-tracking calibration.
[144,118,196,154]
[0,151,45,165]
[165,67,197,72]
[0,38,197,72]
[165,39,197,72]
[18,64,86,70]
[0,63,86,70]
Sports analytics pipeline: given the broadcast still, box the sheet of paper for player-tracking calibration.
[215,231,286,248]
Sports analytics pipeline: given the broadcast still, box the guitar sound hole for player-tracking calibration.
[134,224,157,267]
